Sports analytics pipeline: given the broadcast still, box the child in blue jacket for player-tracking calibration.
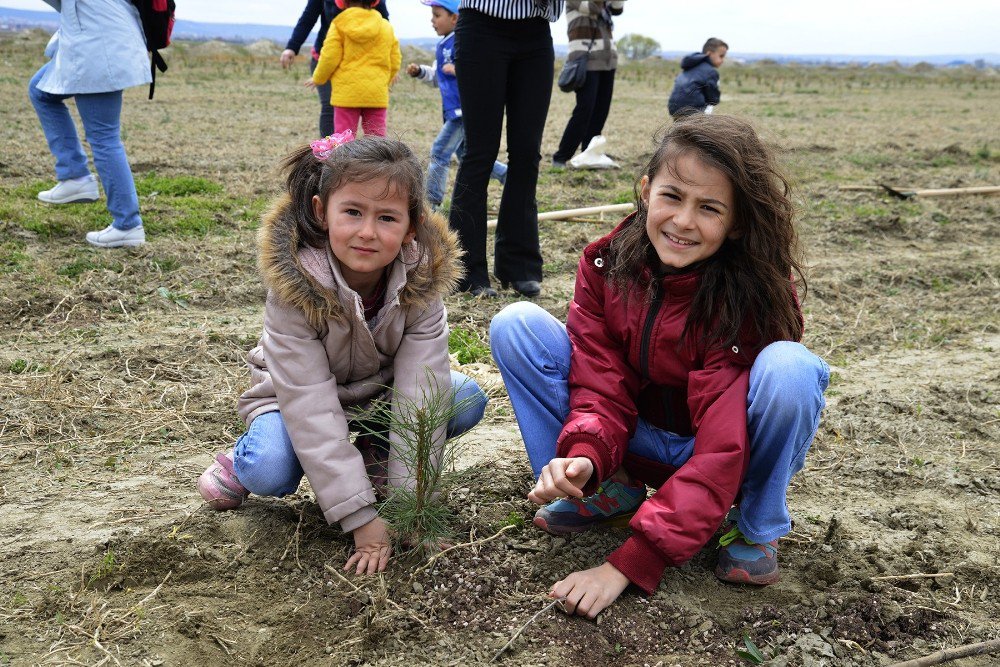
[406,0,507,210]
[668,37,728,118]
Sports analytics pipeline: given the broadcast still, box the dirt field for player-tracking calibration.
[1,31,998,666]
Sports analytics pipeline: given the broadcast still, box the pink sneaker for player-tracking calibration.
[198,452,249,510]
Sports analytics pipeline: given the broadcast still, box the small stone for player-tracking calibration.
[550,538,567,552]
[412,581,424,594]
[696,620,714,634]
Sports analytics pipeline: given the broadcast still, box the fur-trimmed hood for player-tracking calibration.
[256,193,464,327]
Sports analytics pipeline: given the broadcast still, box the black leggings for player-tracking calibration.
[449,10,554,290]
[553,69,615,163]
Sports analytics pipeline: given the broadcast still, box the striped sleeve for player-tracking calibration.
[459,0,565,21]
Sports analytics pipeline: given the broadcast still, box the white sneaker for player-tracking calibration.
[37,174,100,204]
[85,225,145,248]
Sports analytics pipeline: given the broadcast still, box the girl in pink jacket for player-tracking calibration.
[198,133,486,575]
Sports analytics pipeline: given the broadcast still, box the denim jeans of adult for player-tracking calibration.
[310,57,334,137]
[490,302,829,544]
[450,10,553,290]
[426,117,507,207]
[28,63,142,231]
[232,370,489,497]
[553,68,616,163]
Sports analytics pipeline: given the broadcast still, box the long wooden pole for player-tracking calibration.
[487,203,634,229]
[887,638,1000,667]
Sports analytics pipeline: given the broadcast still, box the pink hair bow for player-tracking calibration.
[310,130,355,160]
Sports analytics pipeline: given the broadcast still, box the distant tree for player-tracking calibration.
[618,33,661,61]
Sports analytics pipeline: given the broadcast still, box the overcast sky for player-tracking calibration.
[4,1,998,56]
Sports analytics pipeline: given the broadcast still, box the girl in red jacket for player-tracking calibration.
[491,114,828,618]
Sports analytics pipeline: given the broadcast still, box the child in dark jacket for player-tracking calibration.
[405,0,507,210]
[491,114,828,618]
[667,37,727,118]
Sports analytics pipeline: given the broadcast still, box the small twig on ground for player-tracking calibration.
[323,564,429,629]
[871,572,954,582]
[279,504,306,568]
[491,597,566,662]
[887,638,1000,667]
[409,523,517,582]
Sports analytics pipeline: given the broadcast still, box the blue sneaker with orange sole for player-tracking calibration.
[533,480,646,535]
[715,525,780,585]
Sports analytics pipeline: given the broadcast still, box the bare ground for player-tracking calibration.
[1,33,998,666]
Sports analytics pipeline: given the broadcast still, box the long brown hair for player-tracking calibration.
[281,135,429,251]
[606,114,805,348]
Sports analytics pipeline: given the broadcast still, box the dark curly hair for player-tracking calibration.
[605,114,805,349]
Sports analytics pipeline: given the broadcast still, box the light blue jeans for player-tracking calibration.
[28,63,143,231]
[490,302,829,544]
[426,117,507,208]
[232,371,489,496]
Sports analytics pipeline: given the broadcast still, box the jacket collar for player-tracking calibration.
[257,193,463,327]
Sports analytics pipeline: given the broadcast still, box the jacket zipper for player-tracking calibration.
[639,282,663,377]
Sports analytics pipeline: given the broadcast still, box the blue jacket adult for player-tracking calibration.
[667,52,720,117]
[285,0,390,59]
[413,32,461,121]
[36,0,151,95]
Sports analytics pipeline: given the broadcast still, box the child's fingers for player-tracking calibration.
[344,551,362,571]
[577,589,599,618]
[376,546,391,572]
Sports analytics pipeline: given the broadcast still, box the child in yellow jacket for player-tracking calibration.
[308,0,401,136]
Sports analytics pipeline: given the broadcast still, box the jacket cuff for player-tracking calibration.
[562,434,613,495]
[337,505,379,533]
[606,534,669,595]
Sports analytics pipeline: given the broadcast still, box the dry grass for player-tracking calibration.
[1,30,999,666]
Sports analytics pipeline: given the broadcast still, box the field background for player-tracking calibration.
[1,32,998,666]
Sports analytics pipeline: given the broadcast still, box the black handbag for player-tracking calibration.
[557,54,589,93]
[557,33,595,93]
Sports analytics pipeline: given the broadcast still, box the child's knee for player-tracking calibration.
[754,342,827,389]
[235,452,301,497]
[750,342,828,419]
[489,302,546,354]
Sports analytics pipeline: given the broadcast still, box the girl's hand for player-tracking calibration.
[551,562,630,619]
[346,517,391,575]
[528,457,594,504]
[303,78,317,89]
[406,63,421,77]
[441,63,455,76]
[280,49,296,68]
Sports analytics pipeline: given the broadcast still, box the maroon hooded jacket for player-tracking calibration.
[557,215,801,594]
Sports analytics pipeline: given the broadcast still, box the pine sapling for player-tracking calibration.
[355,372,480,557]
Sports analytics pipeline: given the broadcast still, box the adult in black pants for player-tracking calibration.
[552,1,623,167]
[450,1,564,297]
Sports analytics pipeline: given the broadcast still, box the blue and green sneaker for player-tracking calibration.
[715,525,780,585]
[533,479,646,535]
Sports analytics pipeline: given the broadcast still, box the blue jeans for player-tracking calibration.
[232,370,489,496]
[490,302,829,544]
[426,117,507,208]
[28,63,142,231]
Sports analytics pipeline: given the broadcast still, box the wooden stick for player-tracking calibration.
[487,203,634,228]
[880,183,1000,199]
[908,186,1000,197]
[871,572,953,581]
[887,638,1000,667]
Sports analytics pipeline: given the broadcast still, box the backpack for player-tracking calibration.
[131,0,176,99]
